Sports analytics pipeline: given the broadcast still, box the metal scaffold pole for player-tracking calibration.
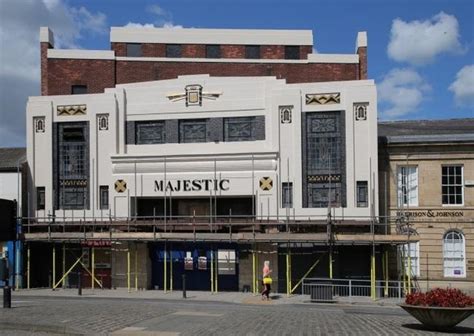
[62,243,66,288]
[52,244,56,289]
[135,244,138,291]
[163,242,167,293]
[252,248,256,295]
[384,250,389,297]
[92,247,95,290]
[127,243,131,293]
[27,243,30,290]
[169,244,173,292]
[210,250,214,293]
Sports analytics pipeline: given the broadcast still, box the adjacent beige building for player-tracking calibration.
[379,119,474,293]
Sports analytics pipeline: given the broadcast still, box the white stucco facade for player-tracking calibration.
[27,75,377,221]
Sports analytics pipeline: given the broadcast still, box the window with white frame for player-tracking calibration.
[397,166,418,207]
[399,242,420,277]
[443,230,465,277]
[442,166,463,205]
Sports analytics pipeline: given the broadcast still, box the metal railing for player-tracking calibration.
[302,277,417,301]
[20,213,400,236]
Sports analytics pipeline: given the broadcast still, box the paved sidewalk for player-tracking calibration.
[9,288,404,307]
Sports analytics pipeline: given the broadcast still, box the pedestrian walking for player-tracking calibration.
[261,260,272,300]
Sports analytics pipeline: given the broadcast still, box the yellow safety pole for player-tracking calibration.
[252,251,256,294]
[329,251,333,279]
[53,252,86,289]
[291,257,322,294]
[78,260,103,289]
[52,244,56,289]
[169,246,172,292]
[210,250,214,293]
[62,243,66,288]
[286,253,290,297]
[91,248,95,290]
[163,243,167,293]
[127,244,131,293]
[27,244,30,289]
[215,252,218,293]
[135,244,138,291]
[384,251,389,297]
[370,253,376,300]
[408,254,412,294]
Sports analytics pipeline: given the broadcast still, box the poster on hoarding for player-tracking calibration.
[184,257,193,270]
[198,256,207,270]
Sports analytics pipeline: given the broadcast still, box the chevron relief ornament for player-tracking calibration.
[57,104,87,116]
[305,93,341,105]
[259,177,273,191]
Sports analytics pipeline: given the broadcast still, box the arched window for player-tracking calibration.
[443,230,465,277]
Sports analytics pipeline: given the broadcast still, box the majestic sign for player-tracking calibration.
[154,179,230,192]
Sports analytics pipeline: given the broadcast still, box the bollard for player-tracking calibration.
[77,270,82,296]
[3,286,11,308]
[182,274,186,299]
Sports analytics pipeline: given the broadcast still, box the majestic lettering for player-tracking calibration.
[154,179,230,192]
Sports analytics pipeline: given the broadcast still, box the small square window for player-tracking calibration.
[206,45,221,58]
[179,119,207,143]
[126,43,142,57]
[245,45,260,59]
[71,85,87,95]
[166,44,182,58]
[37,187,45,210]
[285,46,300,59]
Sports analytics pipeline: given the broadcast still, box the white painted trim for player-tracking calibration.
[40,27,54,46]
[307,53,359,63]
[356,31,367,52]
[110,27,313,45]
[47,49,115,60]
[116,53,358,64]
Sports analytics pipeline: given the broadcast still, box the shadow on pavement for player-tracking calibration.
[402,323,474,334]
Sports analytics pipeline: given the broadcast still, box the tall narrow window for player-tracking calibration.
[397,166,418,207]
[206,45,221,58]
[71,85,87,95]
[442,166,463,205]
[166,44,182,58]
[245,45,260,59]
[37,187,45,210]
[356,181,368,207]
[99,186,109,210]
[285,46,300,59]
[443,230,465,277]
[399,242,420,277]
[282,182,293,208]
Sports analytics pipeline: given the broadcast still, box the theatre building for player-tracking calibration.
[379,119,474,293]
[24,26,411,293]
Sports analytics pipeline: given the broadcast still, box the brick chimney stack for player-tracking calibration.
[40,27,54,96]
[356,32,367,80]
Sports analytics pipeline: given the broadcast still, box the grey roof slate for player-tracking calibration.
[0,148,26,171]
[378,118,474,137]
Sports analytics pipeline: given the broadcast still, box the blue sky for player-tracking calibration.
[0,0,473,147]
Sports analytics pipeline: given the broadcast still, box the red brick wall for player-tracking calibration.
[182,44,206,58]
[41,42,52,96]
[46,59,115,95]
[300,46,313,59]
[357,46,367,80]
[261,45,284,59]
[115,61,358,85]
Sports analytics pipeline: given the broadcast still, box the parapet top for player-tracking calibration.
[110,27,314,46]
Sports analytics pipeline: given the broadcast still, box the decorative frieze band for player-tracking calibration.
[305,92,340,105]
[57,104,87,116]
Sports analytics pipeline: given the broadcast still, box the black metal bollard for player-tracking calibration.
[3,285,11,308]
[182,274,186,299]
[77,270,82,296]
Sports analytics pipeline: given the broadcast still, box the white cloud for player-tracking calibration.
[0,0,107,147]
[388,12,465,66]
[378,68,431,118]
[124,4,182,29]
[449,65,474,107]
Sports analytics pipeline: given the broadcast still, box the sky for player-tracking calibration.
[0,0,473,147]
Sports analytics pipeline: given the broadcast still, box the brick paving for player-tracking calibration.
[1,293,473,335]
